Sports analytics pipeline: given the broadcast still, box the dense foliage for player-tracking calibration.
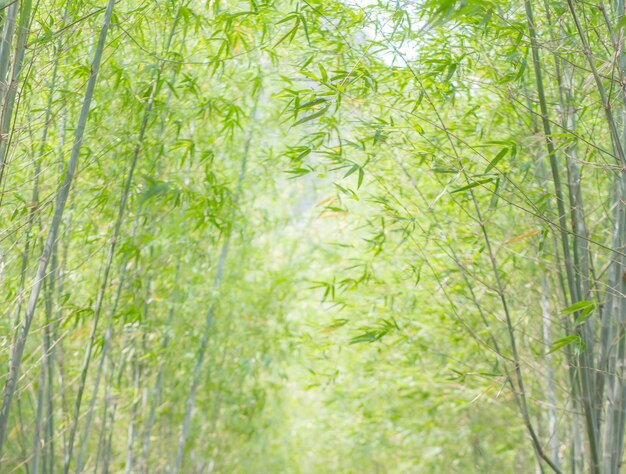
[0,0,624,472]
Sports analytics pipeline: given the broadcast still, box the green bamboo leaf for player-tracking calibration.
[275,21,299,46]
[140,182,170,207]
[297,97,328,110]
[562,300,597,326]
[484,147,508,173]
[349,331,380,344]
[561,300,596,315]
[546,336,584,355]
[285,167,313,178]
[318,63,328,83]
[276,13,297,24]
[574,311,595,327]
[344,164,359,178]
[445,62,457,81]
[450,178,493,194]
[293,105,329,126]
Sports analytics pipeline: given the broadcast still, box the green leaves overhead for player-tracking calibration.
[0,0,624,472]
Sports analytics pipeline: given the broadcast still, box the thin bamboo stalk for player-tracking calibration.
[0,0,116,460]
[70,8,185,470]
[524,2,601,471]
[0,0,31,186]
[173,79,262,474]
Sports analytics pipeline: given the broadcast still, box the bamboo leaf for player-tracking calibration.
[140,182,170,207]
[484,147,508,173]
[318,63,328,83]
[297,97,328,110]
[293,105,329,126]
[450,178,493,194]
[561,300,596,315]
[285,167,313,178]
[562,300,597,326]
[546,336,584,355]
[344,164,359,178]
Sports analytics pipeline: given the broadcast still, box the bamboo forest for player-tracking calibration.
[1,0,626,472]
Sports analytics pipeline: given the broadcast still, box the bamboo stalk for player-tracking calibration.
[0,0,116,460]
[0,0,31,186]
[380,25,564,471]
[141,276,177,471]
[172,77,262,473]
[124,335,141,474]
[524,1,602,471]
[31,347,45,473]
[70,8,185,471]
[75,208,142,474]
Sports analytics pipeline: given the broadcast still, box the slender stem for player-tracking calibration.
[173,77,262,473]
[0,0,116,461]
